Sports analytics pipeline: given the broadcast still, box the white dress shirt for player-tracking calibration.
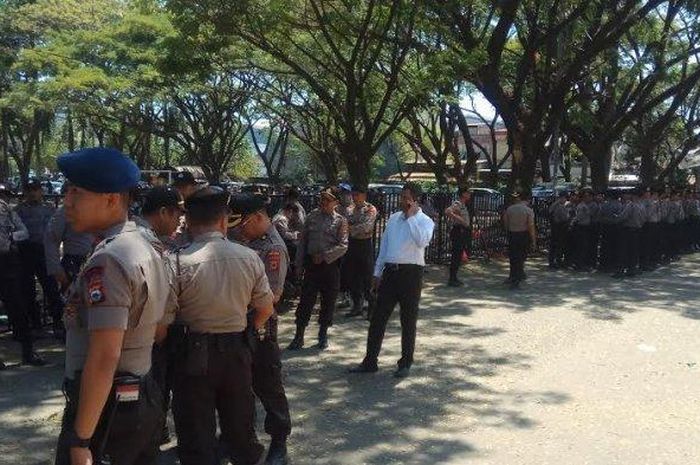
[373,209,435,277]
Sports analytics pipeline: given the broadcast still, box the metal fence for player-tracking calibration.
[270,192,555,264]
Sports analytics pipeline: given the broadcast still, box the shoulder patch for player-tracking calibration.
[267,250,281,271]
[84,266,106,304]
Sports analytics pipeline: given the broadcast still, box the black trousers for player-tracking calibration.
[281,241,299,304]
[295,259,340,328]
[55,373,163,465]
[548,222,568,267]
[508,232,529,282]
[573,225,591,269]
[18,241,63,326]
[252,316,291,440]
[363,264,423,370]
[345,238,375,312]
[172,334,263,465]
[449,226,472,281]
[0,251,34,357]
[589,224,601,268]
[618,227,641,273]
[640,224,653,268]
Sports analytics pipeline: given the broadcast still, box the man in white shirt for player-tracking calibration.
[348,182,435,379]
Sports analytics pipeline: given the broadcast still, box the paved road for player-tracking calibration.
[1,256,699,465]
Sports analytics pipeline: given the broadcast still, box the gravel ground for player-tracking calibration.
[1,255,699,465]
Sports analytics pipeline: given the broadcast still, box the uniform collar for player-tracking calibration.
[96,220,136,241]
[193,231,225,242]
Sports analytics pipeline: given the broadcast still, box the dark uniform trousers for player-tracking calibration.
[618,226,641,273]
[508,232,529,282]
[345,238,376,312]
[363,264,423,370]
[548,222,568,267]
[18,241,63,326]
[640,223,653,268]
[0,251,34,357]
[55,372,163,465]
[281,241,299,304]
[252,316,291,440]
[573,225,591,269]
[295,259,340,328]
[448,226,472,281]
[589,223,601,268]
[172,333,263,465]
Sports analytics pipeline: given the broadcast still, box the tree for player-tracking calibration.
[168,0,432,187]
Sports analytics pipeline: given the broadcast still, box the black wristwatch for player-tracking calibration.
[67,429,91,448]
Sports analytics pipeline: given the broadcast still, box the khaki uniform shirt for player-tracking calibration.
[15,201,55,244]
[503,202,534,233]
[348,201,378,239]
[447,200,470,228]
[295,209,348,268]
[44,206,94,275]
[63,221,171,379]
[246,225,289,301]
[272,213,299,242]
[0,200,28,254]
[549,200,570,224]
[175,232,274,334]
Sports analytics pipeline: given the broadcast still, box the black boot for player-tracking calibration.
[286,325,305,351]
[265,437,289,465]
[317,325,329,350]
[22,342,46,367]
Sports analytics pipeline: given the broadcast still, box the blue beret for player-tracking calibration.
[57,148,140,193]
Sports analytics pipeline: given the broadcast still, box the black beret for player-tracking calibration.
[229,193,270,216]
[141,186,183,214]
[173,171,196,185]
[184,186,229,211]
[57,147,140,193]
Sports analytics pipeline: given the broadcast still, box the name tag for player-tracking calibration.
[115,383,140,402]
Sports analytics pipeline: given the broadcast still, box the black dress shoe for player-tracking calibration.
[265,439,289,465]
[393,366,410,378]
[447,279,463,287]
[348,363,378,374]
[286,336,304,351]
[317,335,329,350]
[22,352,46,367]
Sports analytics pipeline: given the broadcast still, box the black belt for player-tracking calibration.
[196,331,245,341]
[384,263,423,272]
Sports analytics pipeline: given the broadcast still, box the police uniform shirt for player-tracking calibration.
[447,200,471,228]
[348,201,378,239]
[15,200,55,243]
[675,199,687,221]
[619,201,644,229]
[64,221,171,379]
[573,202,591,226]
[44,206,95,276]
[176,232,274,334]
[295,209,349,268]
[549,200,570,224]
[0,199,29,254]
[272,212,299,242]
[503,202,535,232]
[247,224,289,301]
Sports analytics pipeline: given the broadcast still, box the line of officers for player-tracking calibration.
[548,187,700,277]
[39,149,380,465]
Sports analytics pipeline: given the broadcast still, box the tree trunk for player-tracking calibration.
[585,142,613,192]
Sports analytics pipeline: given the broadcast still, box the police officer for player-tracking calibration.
[613,191,644,278]
[548,192,569,269]
[283,186,306,234]
[273,203,302,313]
[571,190,593,272]
[136,186,183,445]
[229,193,292,465]
[171,186,274,465]
[0,183,44,367]
[15,178,63,332]
[337,183,354,309]
[502,192,536,289]
[54,148,171,465]
[344,184,378,318]
[287,187,348,351]
[445,187,472,287]
[44,204,95,293]
[598,191,623,272]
